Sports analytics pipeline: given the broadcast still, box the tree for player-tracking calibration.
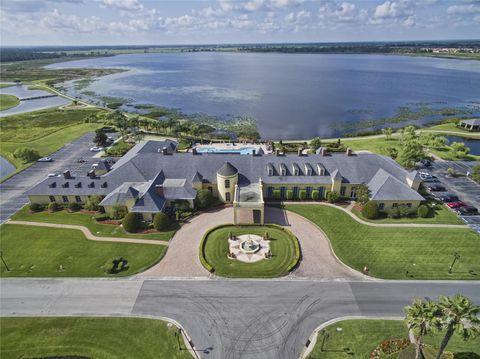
[382,127,394,140]
[122,212,139,233]
[85,195,103,211]
[397,139,426,169]
[309,137,322,150]
[435,295,480,359]
[13,147,40,163]
[355,183,370,205]
[387,147,398,159]
[450,142,470,158]
[196,189,214,209]
[111,204,127,220]
[93,129,108,147]
[417,204,430,218]
[472,164,480,183]
[153,212,170,231]
[405,298,441,359]
[432,136,448,148]
[326,191,340,203]
[362,201,379,219]
[108,111,129,136]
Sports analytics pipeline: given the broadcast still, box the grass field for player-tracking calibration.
[0,317,193,359]
[0,224,166,277]
[307,319,480,359]
[351,201,464,225]
[0,94,20,111]
[425,122,480,139]
[202,225,299,278]
[0,83,14,89]
[0,107,106,180]
[12,206,177,241]
[283,204,480,280]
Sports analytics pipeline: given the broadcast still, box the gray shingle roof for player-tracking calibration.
[460,119,480,126]
[217,161,238,176]
[368,169,424,201]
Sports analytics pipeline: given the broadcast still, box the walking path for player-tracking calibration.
[6,220,168,246]
[284,201,469,228]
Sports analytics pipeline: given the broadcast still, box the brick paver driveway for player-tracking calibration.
[141,206,364,280]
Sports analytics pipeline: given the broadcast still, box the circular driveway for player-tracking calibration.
[141,206,365,280]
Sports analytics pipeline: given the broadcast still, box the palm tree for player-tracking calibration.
[405,298,441,359]
[435,294,480,359]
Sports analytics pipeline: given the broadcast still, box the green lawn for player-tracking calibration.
[283,204,480,280]
[202,225,299,278]
[0,108,108,181]
[351,201,464,225]
[307,319,480,359]
[12,206,177,241]
[429,145,480,161]
[0,94,20,111]
[425,122,480,139]
[0,83,14,89]
[0,224,166,277]
[0,317,193,359]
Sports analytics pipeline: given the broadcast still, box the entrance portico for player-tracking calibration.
[233,181,264,224]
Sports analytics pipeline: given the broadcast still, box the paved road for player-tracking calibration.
[1,278,479,359]
[0,133,113,224]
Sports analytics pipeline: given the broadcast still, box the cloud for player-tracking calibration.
[285,10,310,23]
[99,0,143,11]
[373,0,412,19]
[270,0,304,8]
[318,2,368,24]
[446,3,480,15]
[403,15,415,27]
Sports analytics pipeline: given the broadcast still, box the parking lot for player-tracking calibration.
[0,132,117,223]
[428,160,480,233]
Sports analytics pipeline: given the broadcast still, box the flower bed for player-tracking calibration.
[370,338,410,359]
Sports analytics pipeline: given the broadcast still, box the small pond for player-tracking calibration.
[446,136,480,156]
[0,156,15,179]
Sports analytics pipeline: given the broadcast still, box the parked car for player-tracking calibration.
[438,193,459,203]
[47,173,61,177]
[90,146,103,152]
[446,201,466,209]
[455,205,479,216]
[422,177,440,183]
[427,183,446,192]
[37,157,53,162]
[420,159,432,167]
[77,158,86,163]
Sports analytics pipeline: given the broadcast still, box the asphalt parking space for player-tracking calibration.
[427,160,480,233]
[0,132,117,224]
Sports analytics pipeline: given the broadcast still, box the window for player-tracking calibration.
[225,192,231,202]
[293,187,299,199]
[306,186,312,199]
[62,196,69,203]
[340,186,346,196]
[75,196,82,203]
[225,179,230,189]
[379,203,385,210]
[208,187,213,193]
[49,196,56,202]
[406,203,412,208]
[392,203,398,208]
[267,187,273,198]
[318,187,324,199]
[280,186,287,199]
[350,187,357,199]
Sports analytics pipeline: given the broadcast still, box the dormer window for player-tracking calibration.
[266,164,274,176]
[292,163,300,176]
[279,163,287,176]
[304,163,313,176]
[317,164,325,176]
[88,182,94,188]
[101,182,108,188]
[75,182,82,188]
[62,182,69,188]
[49,182,56,188]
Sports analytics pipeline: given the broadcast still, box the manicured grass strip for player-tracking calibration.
[12,206,177,241]
[307,319,480,359]
[0,224,166,277]
[351,201,464,225]
[202,224,299,278]
[284,204,480,280]
[0,94,20,111]
[0,317,193,359]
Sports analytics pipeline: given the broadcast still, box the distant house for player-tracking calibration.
[26,140,424,224]
[459,119,480,132]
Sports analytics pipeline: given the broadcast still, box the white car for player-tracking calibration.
[37,157,53,162]
[90,146,103,152]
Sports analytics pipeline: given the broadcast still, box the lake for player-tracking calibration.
[48,53,480,139]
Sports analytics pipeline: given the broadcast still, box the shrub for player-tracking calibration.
[47,202,62,212]
[122,212,139,233]
[326,191,340,203]
[398,205,411,218]
[13,147,40,163]
[286,190,293,200]
[389,207,401,219]
[68,202,81,212]
[299,190,307,200]
[362,201,379,219]
[417,204,430,218]
[84,195,103,211]
[111,204,127,220]
[311,190,320,200]
[356,183,370,205]
[196,189,214,209]
[29,203,42,212]
[153,212,170,231]
[273,189,281,200]
[94,213,110,222]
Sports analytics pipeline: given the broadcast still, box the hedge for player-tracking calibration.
[286,190,293,200]
[311,190,320,200]
[299,190,307,200]
[273,190,281,200]
[198,223,301,275]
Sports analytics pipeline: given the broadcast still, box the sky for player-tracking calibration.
[1,0,479,46]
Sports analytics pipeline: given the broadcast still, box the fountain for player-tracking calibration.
[241,237,260,254]
[228,234,271,263]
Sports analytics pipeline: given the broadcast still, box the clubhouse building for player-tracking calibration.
[26,140,424,224]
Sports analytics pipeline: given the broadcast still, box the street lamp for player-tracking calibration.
[0,251,10,272]
[448,252,460,274]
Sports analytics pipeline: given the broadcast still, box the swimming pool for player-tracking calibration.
[195,147,256,155]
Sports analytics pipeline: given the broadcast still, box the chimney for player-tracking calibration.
[297,148,303,157]
[155,184,164,197]
[275,149,280,156]
[88,170,96,179]
[346,148,353,156]
[192,148,197,155]
[252,149,256,156]
[63,170,71,179]
[162,146,168,155]
[320,148,327,156]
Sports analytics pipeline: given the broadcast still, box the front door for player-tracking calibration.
[253,210,261,224]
